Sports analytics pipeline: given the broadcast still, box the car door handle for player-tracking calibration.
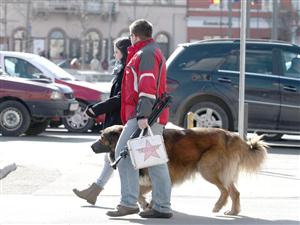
[218,77,232,83]
[283,86,297,92]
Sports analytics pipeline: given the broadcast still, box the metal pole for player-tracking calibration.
[272,0,278,40]
[238,0,247,139]
[25,0,31,52]
[107,2,113,69]
[246,0,251,38]
[227,0,232,38]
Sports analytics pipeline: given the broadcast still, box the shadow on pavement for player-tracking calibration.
[109,210,299,225]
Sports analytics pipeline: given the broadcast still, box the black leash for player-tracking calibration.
[110,93,172,169]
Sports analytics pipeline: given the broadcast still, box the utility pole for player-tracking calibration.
[227,0,232,38]
[4,0,7,46]
[246,0,251,38]
[239,0,247,139]
[272,0,278,40]
[25,0,32,52]
[107,2,114,68]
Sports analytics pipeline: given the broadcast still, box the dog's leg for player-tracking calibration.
[138,185,152,210]
[225,183,241,215]
[212,182,229,213]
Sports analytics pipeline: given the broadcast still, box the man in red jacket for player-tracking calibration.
[106,19,172,219]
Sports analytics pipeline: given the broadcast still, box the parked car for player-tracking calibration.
[0,51,111,133]
[0,74,78,136]
[167,39,300,140]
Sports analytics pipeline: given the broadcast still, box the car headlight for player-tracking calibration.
[101,92,110,101]
[50,91,63,100]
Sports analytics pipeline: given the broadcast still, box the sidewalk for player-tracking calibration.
[0,194,299,225]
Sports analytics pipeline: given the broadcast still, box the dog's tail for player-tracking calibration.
[240,134,268,173]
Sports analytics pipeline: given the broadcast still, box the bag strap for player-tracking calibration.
[156,58,164,98]
[139,126,154,138]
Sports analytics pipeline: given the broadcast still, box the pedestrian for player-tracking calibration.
[90,54,100,71]
[72,37,132,205]
[70,58,80,70]
[106,19,172,219]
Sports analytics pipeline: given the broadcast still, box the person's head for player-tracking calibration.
[70,58,80,69]
[291,58,300,71]
[114,37,131,64]
[129,19,153,45]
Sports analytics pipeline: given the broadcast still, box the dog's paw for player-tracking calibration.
[212,206,221,213]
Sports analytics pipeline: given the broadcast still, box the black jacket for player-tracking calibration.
[90,65,124,129]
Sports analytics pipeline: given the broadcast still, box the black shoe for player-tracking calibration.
[139,208,172,219]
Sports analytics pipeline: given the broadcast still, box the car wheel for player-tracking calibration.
[25,120,50,136]
[257,133,283,141]
[0,101,31,136]
[62,101,95,133]
[182,101,230,130]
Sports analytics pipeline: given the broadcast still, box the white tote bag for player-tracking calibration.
[127,126,169,170]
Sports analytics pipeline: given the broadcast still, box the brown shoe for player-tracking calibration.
[72,183,103,205]
[106,205,140,217]
[139,208,173,219]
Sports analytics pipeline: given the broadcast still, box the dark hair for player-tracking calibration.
[129,19,153,40]
[114,37,131,65]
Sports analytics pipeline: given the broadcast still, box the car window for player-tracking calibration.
[245,50,272,75]
[282,51,300,79]
[4,57,42,78]
[219,54,238,71]
[170,45,231,72]
[219,50,272,74]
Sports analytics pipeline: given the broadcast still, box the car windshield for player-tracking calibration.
[33,56,75,81]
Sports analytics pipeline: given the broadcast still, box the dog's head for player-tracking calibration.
[91,125,123,154]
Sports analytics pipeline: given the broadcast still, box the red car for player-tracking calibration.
[0,75,78,136]
[0,51,111,132]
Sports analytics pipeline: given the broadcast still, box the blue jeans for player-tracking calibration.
[116,118,172,213]
[96,153,114,188]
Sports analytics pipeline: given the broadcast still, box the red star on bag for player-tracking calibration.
[142,140,161,161]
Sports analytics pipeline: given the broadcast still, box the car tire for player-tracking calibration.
[182,101,230,130]
[0,100,31,136]
[25,120,50,136]
[62,101,95,133]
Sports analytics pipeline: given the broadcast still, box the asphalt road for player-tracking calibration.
[0,128,299,225]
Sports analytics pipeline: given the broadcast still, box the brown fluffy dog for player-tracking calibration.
[97,125,268,215]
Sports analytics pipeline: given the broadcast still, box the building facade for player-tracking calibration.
[0,0,186,68]
[1,0,299,69]
[187,0,300,44]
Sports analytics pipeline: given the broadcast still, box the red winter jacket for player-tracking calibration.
[120,38,169,125]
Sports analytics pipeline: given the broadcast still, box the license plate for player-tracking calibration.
[69,102,79,111]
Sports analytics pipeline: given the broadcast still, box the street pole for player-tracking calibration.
[238,0,247,139]
[25,0,31,52]
[272,0,278,40]
[107,2,114,69]
[227,0,232,38]
[246,0,251,38]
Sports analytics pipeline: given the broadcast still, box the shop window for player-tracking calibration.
[84,30,101,63]
[48,29,66,60]
[13,29,26,52]
[155,33,169,58]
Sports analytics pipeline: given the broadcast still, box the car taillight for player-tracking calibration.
[167,78,179,93]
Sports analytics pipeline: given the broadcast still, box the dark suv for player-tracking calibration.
[167,39,300,140]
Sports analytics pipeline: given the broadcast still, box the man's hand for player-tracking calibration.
[137,118,149,130]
